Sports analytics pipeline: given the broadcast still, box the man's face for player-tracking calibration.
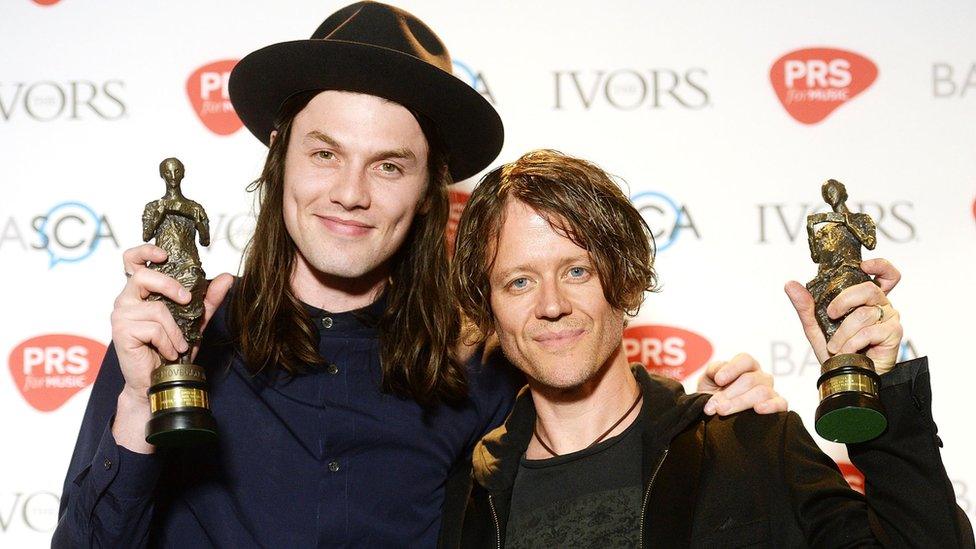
[282,90,430,280]
[489,200,626,389]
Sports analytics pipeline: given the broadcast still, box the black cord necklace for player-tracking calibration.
[533,387,644,458]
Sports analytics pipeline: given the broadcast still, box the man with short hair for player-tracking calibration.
[54,4,785,547]
[453,150,973,548]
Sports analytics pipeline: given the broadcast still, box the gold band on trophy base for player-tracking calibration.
[814,353,886,444]
[145,361,217,447]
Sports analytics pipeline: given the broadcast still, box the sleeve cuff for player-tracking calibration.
[879,355,928,389]
[87,416,162,500]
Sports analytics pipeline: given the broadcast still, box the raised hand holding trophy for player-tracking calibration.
[805,179,887,443]
[142,158,217,446]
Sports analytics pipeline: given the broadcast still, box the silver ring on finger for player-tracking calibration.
[874,304,885,324]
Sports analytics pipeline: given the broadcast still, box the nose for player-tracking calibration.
[328,165,371,210]
[534,278,572,320]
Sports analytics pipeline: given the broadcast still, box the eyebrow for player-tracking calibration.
[492,253,592,284]
[302,130,418,164]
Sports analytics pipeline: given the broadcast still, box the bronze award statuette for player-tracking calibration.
[142,158,217,447]
[805,179,887,444]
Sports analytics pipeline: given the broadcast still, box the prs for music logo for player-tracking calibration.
[187,60,243,136]
[8,334,105,412]
[770,48,878,124]
[623,325,713,381]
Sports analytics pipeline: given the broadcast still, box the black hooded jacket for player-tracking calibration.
[458,358,973,548]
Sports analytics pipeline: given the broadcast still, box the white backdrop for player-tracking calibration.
[2,0,974,544]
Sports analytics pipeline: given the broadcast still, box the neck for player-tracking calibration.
[527,342,640,458]
[164,187,184,200]
[289,252,388,313]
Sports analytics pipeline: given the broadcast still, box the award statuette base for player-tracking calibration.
[145,361,217,447]
[815,353,887,444]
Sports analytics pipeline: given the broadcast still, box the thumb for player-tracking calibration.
[784,281,829,363]
[200,273,234,334]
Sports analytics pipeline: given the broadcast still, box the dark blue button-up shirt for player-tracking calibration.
[53,295,519,547]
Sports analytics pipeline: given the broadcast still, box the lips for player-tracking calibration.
[316,215,374,237]
[533,328,586,350]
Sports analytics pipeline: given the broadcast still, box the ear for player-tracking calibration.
[269,130,277,145]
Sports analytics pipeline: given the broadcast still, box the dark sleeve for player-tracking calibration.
[780,357,974,548]
[52,343,162,548]
[849,357,974,547]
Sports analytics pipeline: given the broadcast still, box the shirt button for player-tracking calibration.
[103,458,112,470]
[327,363,339,375]
[328,461,340,472]
[321,317,333,329]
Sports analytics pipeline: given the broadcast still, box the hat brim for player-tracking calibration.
[229,40,503,182]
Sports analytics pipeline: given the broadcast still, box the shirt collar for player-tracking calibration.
[302,291,387,336]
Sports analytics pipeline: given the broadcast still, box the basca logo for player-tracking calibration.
[446,189,470,255]
[835,462,865,494]
[452,60,496,105]
[553,68,709,110]
[769,338,917,377]
[757,201,915,244]
[770,48,877,124]
[0,80,125,122]
[8,334,106,412]
[932,62,976,98]
[623,325,713,381]
[631,191,701,251]
[186,60,243,135]
[0,201,119,267]
[0,491,60,533]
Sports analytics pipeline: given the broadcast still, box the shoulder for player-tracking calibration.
[699,410,796,454]
[462,337,523,411]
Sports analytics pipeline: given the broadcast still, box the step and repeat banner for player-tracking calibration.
[2,0,974,544]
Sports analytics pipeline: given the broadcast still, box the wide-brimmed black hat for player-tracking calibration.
[228,1,503,182]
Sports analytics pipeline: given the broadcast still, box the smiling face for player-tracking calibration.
[281,90,430,281]
[489,199,627,389]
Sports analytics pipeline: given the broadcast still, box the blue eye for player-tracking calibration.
[568,267,587,277]
[510,277,528,290]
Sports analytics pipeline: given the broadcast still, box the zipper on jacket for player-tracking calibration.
[488,494,501,549]
[638,447,670,549]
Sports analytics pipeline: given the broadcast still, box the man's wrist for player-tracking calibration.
[113,388,155,454]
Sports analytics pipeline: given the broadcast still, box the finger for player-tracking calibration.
[124,321,181,362]
[200,273,234,334]
[698,360,727,392]
[139,301,189,353]
[861,258,900,294]
[715,384,777,416]
[827,281,887,320]
[712,353,759,387]
[705,370,771,415]
[754,396,789,415]
[784,281,828,363]
[837,315,902,357]
[120,268,191,304]
[122,244,168,275]
[825,304,890,355]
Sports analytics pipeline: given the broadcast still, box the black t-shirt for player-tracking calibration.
[505,415,644,548]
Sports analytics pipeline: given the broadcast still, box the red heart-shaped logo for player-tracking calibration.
[186,59,243,136]
[623,324,713,381]
[9,334,106,412]
[770,48,878,125]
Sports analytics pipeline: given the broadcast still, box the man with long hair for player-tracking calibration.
[453,150,972,547]
[54,3,786,547]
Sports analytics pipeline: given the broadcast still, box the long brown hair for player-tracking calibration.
[452,149,659,342]
[230,91,466,407]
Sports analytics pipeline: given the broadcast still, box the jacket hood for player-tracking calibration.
[471,365,710,492]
